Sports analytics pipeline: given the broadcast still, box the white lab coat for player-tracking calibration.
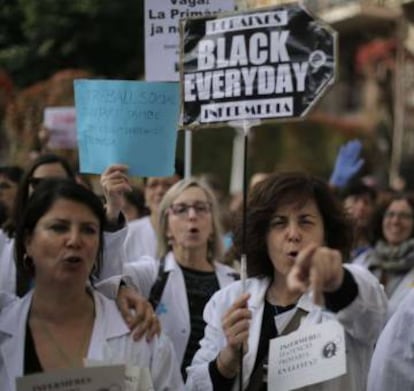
[0,230,15,294]
[124,216,157,263]
[186,264,388,391]
[0,290,184,391]
[0,228,126,295]
[367,288,414,391]
[124,252,239,365]
[0,290,15,312]
[351,247,374,269]
[360,249,414,318]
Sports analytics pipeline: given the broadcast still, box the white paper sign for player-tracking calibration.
[16,365,125,391]
[43,106,77,149]
[268,320,346,390]
[85,359,154,391]
[144,0,235,81]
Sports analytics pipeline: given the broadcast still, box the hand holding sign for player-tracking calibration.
[287,244,344,306]
[217,293,251,378]
[100,164,132,221]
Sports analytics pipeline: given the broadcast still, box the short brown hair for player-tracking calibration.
[233,172,352,278]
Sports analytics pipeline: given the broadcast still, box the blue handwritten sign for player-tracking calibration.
[74,79,180,176]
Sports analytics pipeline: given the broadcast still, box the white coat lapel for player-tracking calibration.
[241,278,270,389]
[0,293,32,391]
[166,254,189,326]
[215,262,238,287]
[87,291,129,360]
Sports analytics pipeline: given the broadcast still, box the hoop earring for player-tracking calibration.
[167,235,174,248]
[90,262,98,277]
[23,254,33,271]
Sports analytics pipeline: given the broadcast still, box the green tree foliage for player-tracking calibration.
[0,0,143,87]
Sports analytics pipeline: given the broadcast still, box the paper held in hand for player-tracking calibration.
[16,365,125,391]
[16,362,154,391]
[85,359,154,391]
[268,320,346,390]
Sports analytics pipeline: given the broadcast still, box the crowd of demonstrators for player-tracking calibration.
[0,178,183,390]
[186,172,387,390]
[122,177,239,379]
[123,159,184,262]
[5,137,414,389]
[327,141,414,319]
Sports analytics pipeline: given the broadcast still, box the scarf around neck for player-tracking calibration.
[370,238,414,273]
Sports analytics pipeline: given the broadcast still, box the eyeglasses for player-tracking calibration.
[384,211,413,221]
[169,201,212,217]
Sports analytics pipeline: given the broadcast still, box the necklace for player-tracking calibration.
[35,310,93,368]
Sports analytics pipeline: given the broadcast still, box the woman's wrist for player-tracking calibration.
[216,350,238,378]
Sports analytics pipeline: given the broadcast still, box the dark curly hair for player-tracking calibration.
[233,172,352,278]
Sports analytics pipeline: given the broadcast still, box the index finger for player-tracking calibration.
[295,243,319,270]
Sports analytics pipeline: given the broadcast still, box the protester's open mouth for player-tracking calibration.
[287,251,298,260]
[64,256,82,264]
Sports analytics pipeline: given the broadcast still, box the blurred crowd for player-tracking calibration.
[1,139,414,390]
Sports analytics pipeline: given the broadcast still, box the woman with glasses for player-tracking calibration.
[363,193,414,317]
[121,177,239,380]
[186,172,387,391]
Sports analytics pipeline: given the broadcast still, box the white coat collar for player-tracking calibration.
[245,276,317,311]
[0,290,131,388]
[237,277,317,388]
[0,292,32,390]
[86,290,130,359]
[164,251,237,279]
[164,251,178,272]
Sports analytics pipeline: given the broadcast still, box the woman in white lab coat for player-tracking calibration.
[0,178,183,391]
[367,287,414,390]
[0,154,130,296]
[123,177,238,379]
[186,172,387,391]
[363,193,414,317]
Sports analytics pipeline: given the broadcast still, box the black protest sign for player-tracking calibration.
[180,4,337,128]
